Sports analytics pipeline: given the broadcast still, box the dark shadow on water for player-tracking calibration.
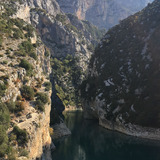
[52,111,160,160]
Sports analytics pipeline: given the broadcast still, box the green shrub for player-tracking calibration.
[21,85,34,100]
[34,92,49,112]
[0,18,13,35]
[0,75,9,85]
[20,41,33,53]
[0,102,10,157]
[30,7,46,14]
[6,101,15,112]
[66,23,78,33]
[14,50,26,57]
[12,28,23,39]
[44,82,52,91]
[36,78,43,88]
[0,127,8,157]
[35,100,45,112]
[29,52,37,60]
[2,60,8,65]
[12,18,24,29]
[0,126,8,143]
[7,146,17,160]
[45,49,50,57]
[19,59,33,76]
[19,59,32,70]
[17,95,22,101]
[19,148,28,157]
[23,24,34,38]
[12,126,28,145]
[4,5,17,16]
[36,92,48,104]
[0,102,11,128]
[15,101,25,112]
[55,84,65,102]
[0,83,7,96]
[6,100,24,113]
[9,133,17,141]
[56,14,67,24]
[18,40,36,59]
[0,36,3,47]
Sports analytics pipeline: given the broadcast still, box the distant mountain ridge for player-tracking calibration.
[57,0,153,29]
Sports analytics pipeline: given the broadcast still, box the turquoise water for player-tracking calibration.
[52,111,160,160]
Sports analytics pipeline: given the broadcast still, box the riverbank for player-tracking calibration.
[51,123,71,139]
[99,118,160,141]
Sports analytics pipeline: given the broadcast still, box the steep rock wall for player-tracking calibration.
[81,0,160,140]
[13,0,105,112]
[0,1,52,158]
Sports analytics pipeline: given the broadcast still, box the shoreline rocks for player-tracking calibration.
[99,118,160,141]
[51,123,71,140]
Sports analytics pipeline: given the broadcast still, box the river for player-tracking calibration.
[52,111,160,160]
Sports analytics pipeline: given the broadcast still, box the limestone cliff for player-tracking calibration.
[13,0,104,71]
[57,0,153,29]
[12,0,105,112]
[81,0,160,140]
[0,1,52,159]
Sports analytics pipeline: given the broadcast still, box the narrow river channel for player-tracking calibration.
[52,111,160,160]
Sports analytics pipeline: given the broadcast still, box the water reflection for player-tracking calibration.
[52,111,160,160]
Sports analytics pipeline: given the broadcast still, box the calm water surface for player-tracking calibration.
[52,111,160,160]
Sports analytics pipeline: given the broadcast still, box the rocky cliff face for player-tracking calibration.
[12,0,105,111]
[0,1,52,159]
[81,0,160,140]
[14,0,61,21]
[13,0,104,70]
[57,0,153,29]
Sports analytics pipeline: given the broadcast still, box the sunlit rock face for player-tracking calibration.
[14,0,104,72]
[0,1,53,159]
[57,0,153,29]
[81,0,160,139]
[13,0,105,114]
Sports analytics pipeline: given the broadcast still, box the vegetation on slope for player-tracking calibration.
[81,0,160,128]
[50,14,105,110]
[0,1,51,158]
[51,55,83,108]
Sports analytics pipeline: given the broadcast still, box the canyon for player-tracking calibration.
[0,0,159,159]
